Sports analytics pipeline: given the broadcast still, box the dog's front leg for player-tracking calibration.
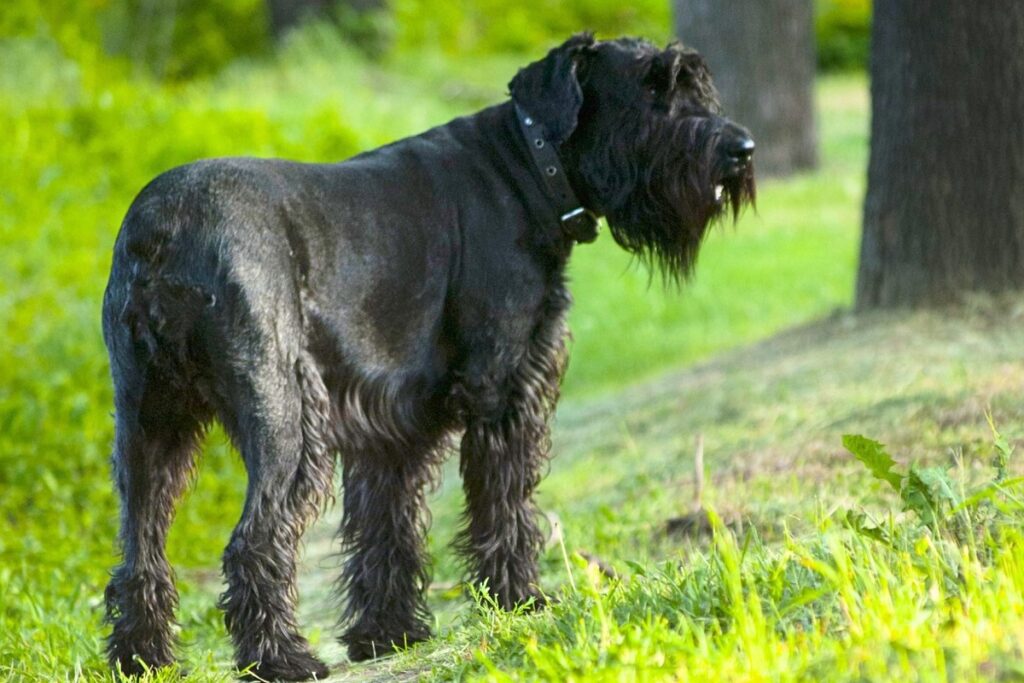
[338,447,436,662]
[454,319,567,609]
[457,404,550,609]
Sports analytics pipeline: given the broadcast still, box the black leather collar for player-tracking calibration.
[513,102,599,244]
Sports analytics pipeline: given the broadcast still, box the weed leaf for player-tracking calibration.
[902,466,959,526]
[986,411,1014,482]
[844,509,892,545]
[842,434,902,490]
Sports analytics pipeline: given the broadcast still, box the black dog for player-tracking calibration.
[101,33,754,680]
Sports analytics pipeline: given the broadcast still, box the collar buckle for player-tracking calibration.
[560,207,599,243]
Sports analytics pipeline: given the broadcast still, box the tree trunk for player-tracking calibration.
[267,0,388,51]
[266,0,333,39]
[856,2,1024,309]
[674,0,818,177]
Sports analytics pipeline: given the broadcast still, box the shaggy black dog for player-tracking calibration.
[101,33,755,680]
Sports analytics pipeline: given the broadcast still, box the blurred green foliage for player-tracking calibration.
[0,0,669,79]
[103,0,270,80]
[2,0,870,82]
[0,0,267,79]
[389,0,670,55]
[816,0,871,71]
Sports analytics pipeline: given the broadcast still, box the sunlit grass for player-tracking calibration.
[445,522,1024,682]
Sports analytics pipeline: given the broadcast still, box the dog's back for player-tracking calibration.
[104,153,452,387]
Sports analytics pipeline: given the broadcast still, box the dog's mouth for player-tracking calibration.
[705,125,757,221]
[710,169,756,220]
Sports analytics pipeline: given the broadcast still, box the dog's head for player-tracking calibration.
[510,33,756,280]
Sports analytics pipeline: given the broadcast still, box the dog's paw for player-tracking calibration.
[108,640,177,679]
[521,589,556,612]
[343,626,430,663]
[345,639,388,663]
[239,650,329,682]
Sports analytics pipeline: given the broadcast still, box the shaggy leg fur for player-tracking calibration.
[457,415,548,608]
[456,295,569,608]
[104,372,206,677]
[337,445,437,662]
[218,354,333,681]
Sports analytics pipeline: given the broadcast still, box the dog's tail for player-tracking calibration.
[102,207,213,388]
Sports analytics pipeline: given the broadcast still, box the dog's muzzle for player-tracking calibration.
[717,124,756,179]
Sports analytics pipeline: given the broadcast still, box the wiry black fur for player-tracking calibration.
[100,33,754,680]
[453,283,570,608]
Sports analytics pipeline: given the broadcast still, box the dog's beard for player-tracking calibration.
[713,152,757,224]
[581,117,755,283]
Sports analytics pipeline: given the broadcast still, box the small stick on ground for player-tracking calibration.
[665,432,714,537]
[578,551,618,580]
[693,432,704,513]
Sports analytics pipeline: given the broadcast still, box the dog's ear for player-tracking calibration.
[644,49,683,96]
[509,32,595,144]
[676,48,720,111]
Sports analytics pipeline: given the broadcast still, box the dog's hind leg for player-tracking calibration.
[104,365,208,677]
[217,351,334,682]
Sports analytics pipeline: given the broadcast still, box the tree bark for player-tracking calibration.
[856,1,1024,309]
[266,0,333,39]
[266,0,387,49]
[674,0,818,177]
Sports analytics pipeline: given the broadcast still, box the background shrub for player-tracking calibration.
[2,0,870,80]
[815,0,871,72]
[388,0,670,56]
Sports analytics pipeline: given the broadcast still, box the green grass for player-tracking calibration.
[3,23,1023,683]
[396,302,1024,683]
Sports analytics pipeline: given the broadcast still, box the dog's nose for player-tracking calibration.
[723,135,755,164]
[718,128,755,178]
